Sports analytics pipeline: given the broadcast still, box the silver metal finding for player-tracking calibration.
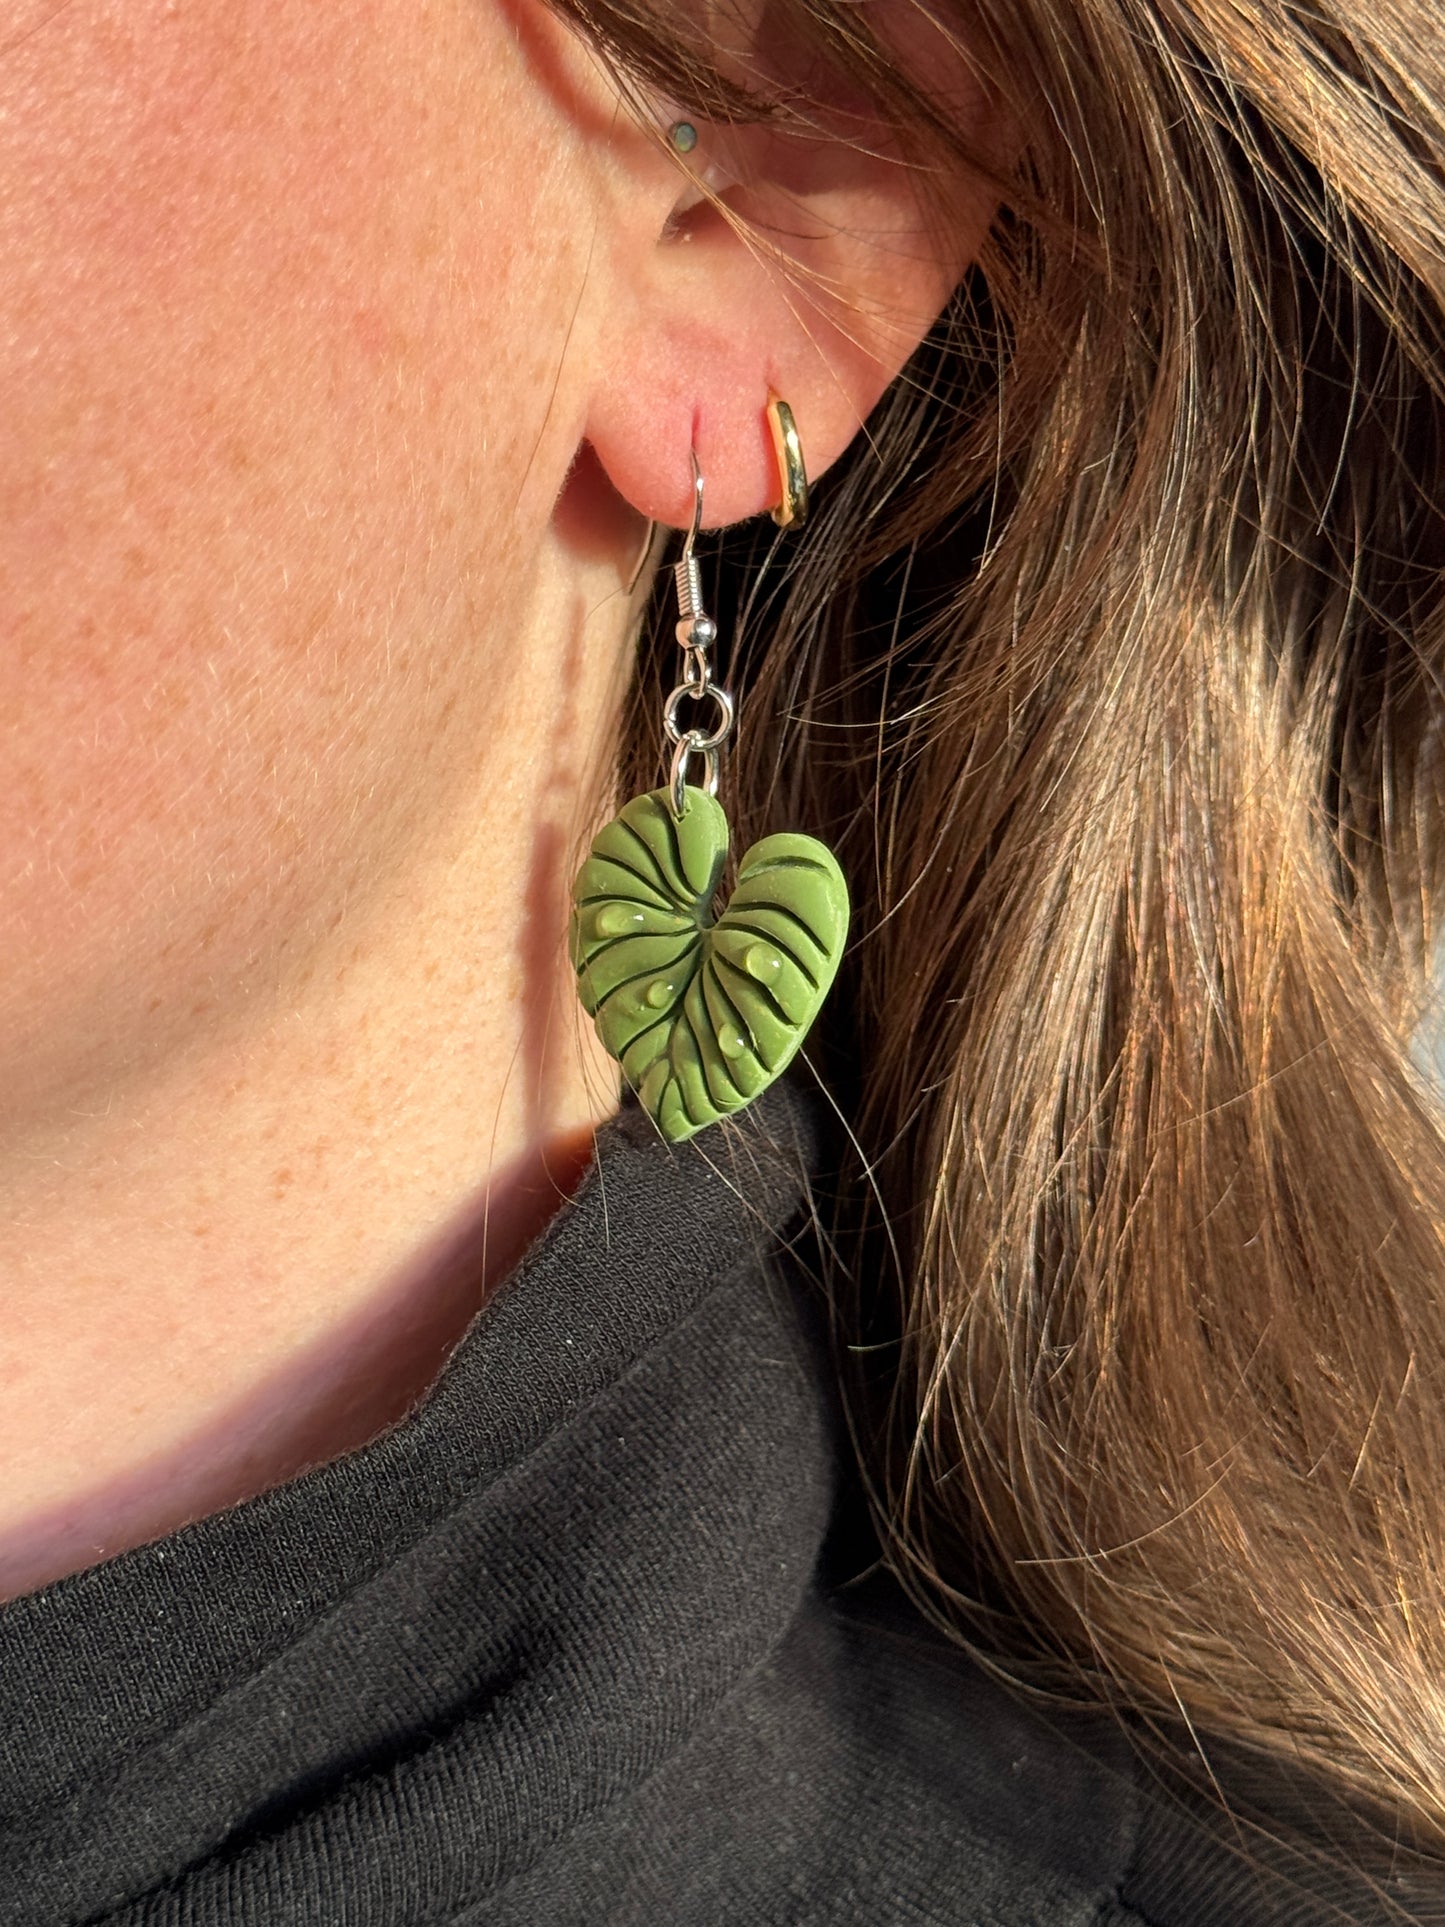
[663,451,733,819]
[673,454,708,640]
[663,680,734,752]
[669,733,719,818]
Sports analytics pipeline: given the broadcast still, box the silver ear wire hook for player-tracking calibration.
[664,447,731,817]
[673,450,708,633]
[687,446,704,539]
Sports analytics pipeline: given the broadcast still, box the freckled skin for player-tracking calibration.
[0,0,979,1596]
[0,0,581,1122]
[0,0,631,1595]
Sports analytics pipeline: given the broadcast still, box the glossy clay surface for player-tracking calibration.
[570,789,849,1141]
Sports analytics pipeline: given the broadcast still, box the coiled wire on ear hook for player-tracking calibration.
[672,452,712,647]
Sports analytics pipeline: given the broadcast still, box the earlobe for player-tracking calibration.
[580,100,996,530]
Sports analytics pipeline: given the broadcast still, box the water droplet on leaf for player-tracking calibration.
[718,1021,749,1059]
[595,903,642,938]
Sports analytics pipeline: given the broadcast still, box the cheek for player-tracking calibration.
[0,0,582,1113]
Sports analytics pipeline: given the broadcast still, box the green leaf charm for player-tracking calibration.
[569,787,849,1143]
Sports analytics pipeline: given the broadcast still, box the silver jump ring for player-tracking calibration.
[663,681,734,753]
[669,731,720,817]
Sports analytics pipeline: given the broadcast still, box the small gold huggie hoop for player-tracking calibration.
[766,395,809,530]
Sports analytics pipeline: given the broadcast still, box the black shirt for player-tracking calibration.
[0,1086,1421,1923]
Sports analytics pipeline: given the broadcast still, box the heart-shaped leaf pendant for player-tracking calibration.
[569,787,849,1142]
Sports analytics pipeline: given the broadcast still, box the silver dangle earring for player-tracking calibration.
[569,417,849,1143]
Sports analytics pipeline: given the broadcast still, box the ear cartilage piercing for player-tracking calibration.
[668,121,699,155]
[766,396,809,530]
[568,431,849,1142]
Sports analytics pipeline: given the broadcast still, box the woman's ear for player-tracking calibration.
[567,17,999,528]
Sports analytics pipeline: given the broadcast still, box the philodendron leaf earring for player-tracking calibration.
[569,409,849,1143]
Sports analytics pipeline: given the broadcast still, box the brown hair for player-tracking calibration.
[554,0,1445,1867]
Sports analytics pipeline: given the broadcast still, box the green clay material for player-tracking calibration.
[570,787,850,1143]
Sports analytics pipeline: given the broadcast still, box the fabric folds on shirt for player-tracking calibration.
[0,1085,1423,1924]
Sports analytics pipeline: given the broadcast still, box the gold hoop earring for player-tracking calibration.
[766,395,808,529]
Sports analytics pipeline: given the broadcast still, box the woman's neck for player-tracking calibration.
[0,533,634,1602]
